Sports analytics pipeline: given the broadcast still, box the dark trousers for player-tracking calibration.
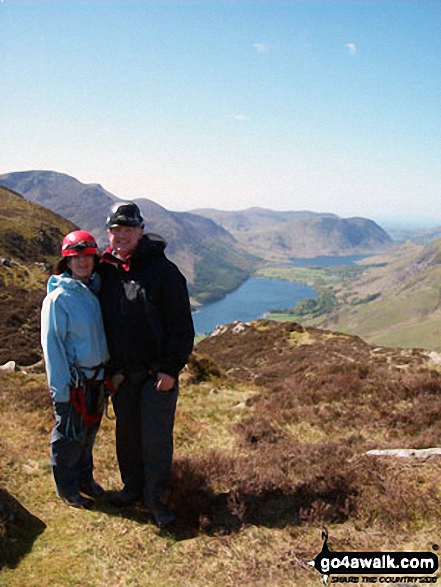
[50,402,100,498]
[112,374,178,508]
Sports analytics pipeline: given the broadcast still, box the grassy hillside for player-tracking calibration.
[258,240,441,352]
[0,187,77,365]
[318,239,441,350]
[2,321,441,586]
[0,185,76,264]
[0,171,116,247]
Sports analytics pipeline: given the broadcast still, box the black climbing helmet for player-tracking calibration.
[106,201,144,229]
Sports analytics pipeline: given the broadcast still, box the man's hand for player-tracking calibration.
[111,373,125,391]
[156,372,176,391]
[105,373,125,395]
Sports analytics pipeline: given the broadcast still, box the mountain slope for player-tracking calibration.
[193,207,392,261]
[0,171,116,247]
[318,238,441,350]
[0,185,76,264]
[0,171,259,304]
[193,207,338,231]
[0,186,76,365]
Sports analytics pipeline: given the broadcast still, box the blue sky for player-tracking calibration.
[1,1,440,225]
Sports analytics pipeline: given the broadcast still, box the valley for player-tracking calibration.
[0,170,394,306]
[2,173,441,357]
[2,174,441,586]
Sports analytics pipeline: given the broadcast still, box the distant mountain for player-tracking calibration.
[193,207,338,231]
[0,171,258,304]
[0,170,393,305]
[410,226,441,245]
[193,207,393,261]
[0,171,116,247]
[383,223,441,244]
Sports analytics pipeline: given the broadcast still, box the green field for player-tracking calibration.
[256,265,361,322]
[257,261,441,352]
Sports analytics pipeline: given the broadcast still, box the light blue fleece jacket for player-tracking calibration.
[41,272,109,402]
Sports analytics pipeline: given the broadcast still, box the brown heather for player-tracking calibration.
[1,319,441,585]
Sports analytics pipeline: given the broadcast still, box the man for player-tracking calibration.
[98,201,194,527]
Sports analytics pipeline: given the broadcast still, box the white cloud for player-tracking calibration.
[225,114,248,121]
[252,42,270,54]
[345,43,357,55]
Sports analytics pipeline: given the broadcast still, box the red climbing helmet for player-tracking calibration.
[61,230,99,257]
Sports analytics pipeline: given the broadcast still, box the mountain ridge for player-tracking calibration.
[0,171,259,304]
[1,170,393,268]
[192,206,392,261]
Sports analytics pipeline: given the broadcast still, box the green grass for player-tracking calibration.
[256,265,339,287]
[0,186,75,264]
[348,314,441,351]
[258,261,441,352]
[194,333,207,345]
[257,265,346,321]
[2,373,295,587]
[1,374,325,587]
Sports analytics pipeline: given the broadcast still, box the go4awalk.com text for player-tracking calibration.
[330,577,437,583]
[319,552,438,575]
[308,531,439,585]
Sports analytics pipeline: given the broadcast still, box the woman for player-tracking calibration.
[41,230,109,509]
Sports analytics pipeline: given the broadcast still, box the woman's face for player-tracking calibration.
[67,255,95,282]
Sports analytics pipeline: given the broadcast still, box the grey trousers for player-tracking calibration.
[112,374,178,508]
[50,402,100,498]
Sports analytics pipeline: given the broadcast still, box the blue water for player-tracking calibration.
[192,254,368,335]
[289,254,370,267]
[193,277,316,335]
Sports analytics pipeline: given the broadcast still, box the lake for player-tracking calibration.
[192,255,368,336]
[192,277,316,335]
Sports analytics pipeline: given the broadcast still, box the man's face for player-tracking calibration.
[107,225,143,259]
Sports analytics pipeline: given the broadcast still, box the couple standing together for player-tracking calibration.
[40,201,195,528]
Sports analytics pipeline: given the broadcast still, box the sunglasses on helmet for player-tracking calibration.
[62,240,98,253]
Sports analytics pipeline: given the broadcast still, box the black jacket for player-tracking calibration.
[98,235,194,378]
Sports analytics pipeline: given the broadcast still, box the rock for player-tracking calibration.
[233,402,247,409]
[211,325,228,337]
[0,258,13,268]
[427,351,441,365]
[232,322,247,334]
[0,361,16,373]
[366,448,441,458]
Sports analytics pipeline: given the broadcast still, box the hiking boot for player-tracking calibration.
[108,487,142,507]
[61,493,94,509]
[79,480,106,499]
[151,503,176,528]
